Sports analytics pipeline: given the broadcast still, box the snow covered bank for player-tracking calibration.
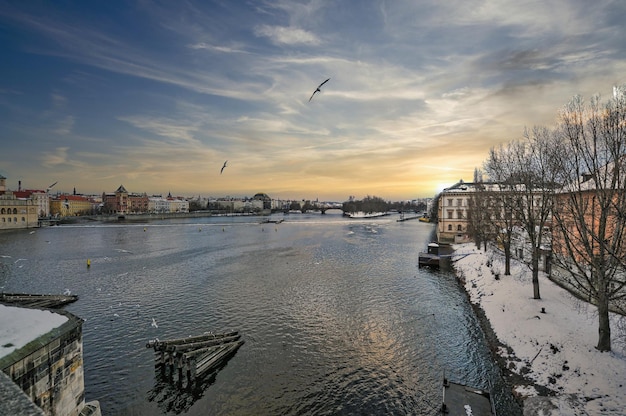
[453,244,626,415]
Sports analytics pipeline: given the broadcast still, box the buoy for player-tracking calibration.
[222,227,225,232]
[87,259,91,268]
[144,227,146,232]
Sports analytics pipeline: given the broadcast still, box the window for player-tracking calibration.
[447,210,453,219]
[447,199,453,206]
[457,224,462,231]
[457,199,462,206]
[448,224,452,231]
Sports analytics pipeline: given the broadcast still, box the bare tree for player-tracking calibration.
[484,129,557,299]
[550,89,626,352]
[467,169,491,251]
[483,150,517,276]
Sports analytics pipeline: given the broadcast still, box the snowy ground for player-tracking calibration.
[0,304,68,359]
[453,244,626,415]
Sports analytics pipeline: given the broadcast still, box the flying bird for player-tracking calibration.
[46,181,57,192]
[220,160,228,174]
[309,78,330,102]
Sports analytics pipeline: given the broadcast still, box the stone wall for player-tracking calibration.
[1,311,85,416]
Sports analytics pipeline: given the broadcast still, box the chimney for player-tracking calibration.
[18,180,21,191]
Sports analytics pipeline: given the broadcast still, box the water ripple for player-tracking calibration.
[0,216,520,415]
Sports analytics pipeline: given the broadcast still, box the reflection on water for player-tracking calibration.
[148,364,224,414]
[0,214,521,415]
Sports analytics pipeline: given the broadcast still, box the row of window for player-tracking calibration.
[447,224,463,231]
[446,198,465,207]
[446,209,465,219]
[1,217,26,223]
[1,208,19,214]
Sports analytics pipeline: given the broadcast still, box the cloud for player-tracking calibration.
[41,147,69,167]
[254,25,321,46]
[54,116,74,136]
[188,42,251,54]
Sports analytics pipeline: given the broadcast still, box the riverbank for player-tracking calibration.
[452,243,626,415]
[53,211,259,225]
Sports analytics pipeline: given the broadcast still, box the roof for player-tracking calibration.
[115,184,128,193]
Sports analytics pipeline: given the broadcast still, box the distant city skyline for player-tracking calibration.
[1,1,625,201]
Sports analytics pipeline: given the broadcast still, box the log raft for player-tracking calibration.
[147,331,243,386]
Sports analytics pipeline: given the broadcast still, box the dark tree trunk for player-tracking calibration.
[532,247,541,299]
[596,278,612,352]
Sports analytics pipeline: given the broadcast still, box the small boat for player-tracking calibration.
[441,377,496,415]
[418,242,441,268]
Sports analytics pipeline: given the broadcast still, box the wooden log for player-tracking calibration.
[151,331,238,351]
[181,344,223,361]
[170,335,241,353]
[194,345,231,375]
[194,340,244,378]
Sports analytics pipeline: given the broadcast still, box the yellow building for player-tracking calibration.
[50,194,94,217]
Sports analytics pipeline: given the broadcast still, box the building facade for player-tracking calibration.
[437,180,474,243]
[0,175,44,229]
[0,193,39,230]
[148,195,190,213]
[50,195,94,217]
[101,185,149,215]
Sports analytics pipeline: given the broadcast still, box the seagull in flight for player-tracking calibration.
[309,78,330,102]
[220,160,228,174]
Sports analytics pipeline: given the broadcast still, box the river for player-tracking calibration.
[0,212,521,415]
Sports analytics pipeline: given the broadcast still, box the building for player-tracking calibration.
[13,189,50,218]
[101,185,149,215]
[50,195,94,217]
[437,180,474,243]
[0,175,39,230]
[551,166,626,283]
[252,193,272,210]
[213,198,263,213]
[437,178,553,276]
[148,194,190,213]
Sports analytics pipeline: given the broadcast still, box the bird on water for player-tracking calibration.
[309,78,330,102]
[220,160,228,174]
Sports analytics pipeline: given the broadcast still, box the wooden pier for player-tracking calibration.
[147,331,243,387]
[0,292,78,308]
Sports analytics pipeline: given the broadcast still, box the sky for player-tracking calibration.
[454,244,626,415]
[1,1,625,202]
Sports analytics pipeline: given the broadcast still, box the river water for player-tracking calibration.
[0,212,520,415]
